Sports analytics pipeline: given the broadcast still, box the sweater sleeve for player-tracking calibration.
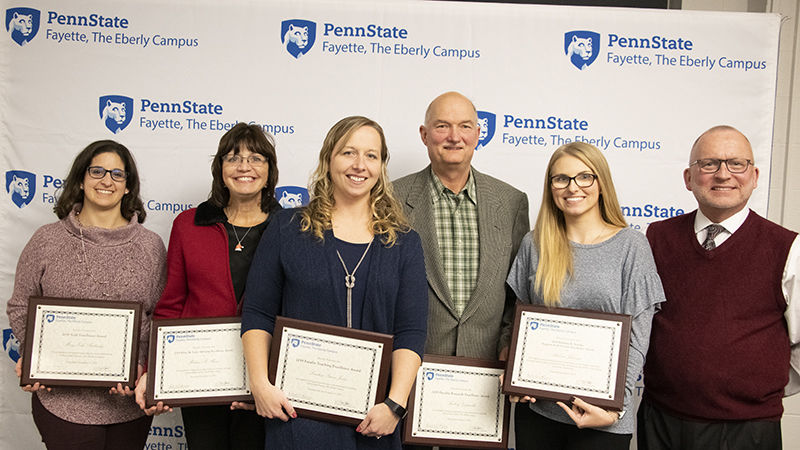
[240,211,285,335]
[391,231,428,357]
[620,234,666,413]
[138,231,167,366]
[6,226,49,350]
[153,214,190,319]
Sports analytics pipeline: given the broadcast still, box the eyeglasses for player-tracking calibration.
[87,166,127,182]
[550,173,597,189]
[223,154,267,166]
[690,158,753,174]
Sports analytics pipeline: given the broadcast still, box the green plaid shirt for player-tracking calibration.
[429,168,480,317]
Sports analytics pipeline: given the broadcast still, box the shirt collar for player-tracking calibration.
[428,167,477,204]
[693,207,749,235]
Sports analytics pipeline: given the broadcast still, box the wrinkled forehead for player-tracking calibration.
[690,129,754,162]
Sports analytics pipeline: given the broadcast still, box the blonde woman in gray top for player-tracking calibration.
[502,142,665,449]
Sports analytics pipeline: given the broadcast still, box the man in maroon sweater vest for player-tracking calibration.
[638,126,800,450]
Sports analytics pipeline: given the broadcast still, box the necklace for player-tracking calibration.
[78,226,132,297]
[335,239,373,328]
[229,223,254,252]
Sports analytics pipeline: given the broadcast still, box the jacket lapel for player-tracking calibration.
[403,168,455,314]
[461,169,504,322]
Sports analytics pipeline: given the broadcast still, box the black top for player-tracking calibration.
[226,220,270,303]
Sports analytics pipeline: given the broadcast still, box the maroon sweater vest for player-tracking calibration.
[643,210,796,421]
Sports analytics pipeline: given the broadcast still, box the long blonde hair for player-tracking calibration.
[299,116,409,246]
[533,142,627,306]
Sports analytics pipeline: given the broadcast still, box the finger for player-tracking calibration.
[356,416,372,434]
[556,401,580,423]
[281,398,296,419]
[571,397,592,411]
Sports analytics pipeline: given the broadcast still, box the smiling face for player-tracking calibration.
[420,92,480,175]
[221,145,269,203]
[330,125,382,205]
[684,127,758,223]
[549,154,601,221]
[81,151,129,213]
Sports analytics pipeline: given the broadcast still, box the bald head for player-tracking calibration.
[690,125,754,165]
[424,91,477,127]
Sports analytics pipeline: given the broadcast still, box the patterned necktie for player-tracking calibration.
[702,224,724,250]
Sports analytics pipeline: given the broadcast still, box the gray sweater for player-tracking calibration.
[6,206,166,425]
[506,227,665,434]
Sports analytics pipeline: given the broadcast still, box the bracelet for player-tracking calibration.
[383,397,407,419]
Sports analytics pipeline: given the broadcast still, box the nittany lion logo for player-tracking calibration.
[3,328,21,363]
[281,19,316,59]
[45,314,55,323]
[276,186,309,208]
[166,334,175,343]
[5,8,40,46]
[425,371,435,381]
[98,95,134,134]
[529,320,539,331]
[5,170,36,208]
[476,111,496,151]
[290,338,300,348]
[564,31,600,70]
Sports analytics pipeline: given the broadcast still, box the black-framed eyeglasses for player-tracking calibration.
[87,166,127,182]
[550,173,597,189]
[690,158,753,174]
[223,154,267,166]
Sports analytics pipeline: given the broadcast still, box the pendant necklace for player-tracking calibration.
[229,223,254,252]
[335,239,373,328]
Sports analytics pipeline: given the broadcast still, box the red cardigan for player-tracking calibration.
[154,202,238,319]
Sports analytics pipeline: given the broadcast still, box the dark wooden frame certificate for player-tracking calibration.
[503,304,632,410]
[146,317,252,407]
[403,355,510,449]
[20,296,141,388]
[268,316,393,426]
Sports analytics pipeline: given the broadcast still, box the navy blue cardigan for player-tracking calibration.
[241,208,428,357]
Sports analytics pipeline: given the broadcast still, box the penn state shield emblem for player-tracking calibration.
[5,7,40,46]
[281,19,316,58]
[276,186,310,208]
[564,31,600,70]
[98,95,134,134]
[476,111,496,150]
[5,170,36,208]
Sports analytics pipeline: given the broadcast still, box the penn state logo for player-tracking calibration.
[276,186,309,208]
[3,328,21,363]
[98,95,134,134]
[564,31,600,70]
[290,338,300,348]
[476,111,496,150]
[529,320,539,331]
[281,19,316,59]
[425,371,434,381]
[5,170,36,208]
[5,7,40,46]
[166,334,175,343]
[45,314,55,323]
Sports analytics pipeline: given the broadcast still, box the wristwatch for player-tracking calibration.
[383,397,407,419]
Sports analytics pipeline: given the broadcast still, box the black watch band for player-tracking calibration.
[383,397,407,419]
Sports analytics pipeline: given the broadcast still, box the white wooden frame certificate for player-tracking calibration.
[22,298,139,386]
[405,356,508,447]
[504,305,631,410]
[147,318,251,406]
[270,317,392,425]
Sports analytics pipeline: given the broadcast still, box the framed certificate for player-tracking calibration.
[146,317,251,407]
[21,296,141,388]
[269,316,393,426]
[403,355,509,449]
[503,304,631,410]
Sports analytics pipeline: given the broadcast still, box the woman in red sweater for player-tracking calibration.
[136,123,280,450]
